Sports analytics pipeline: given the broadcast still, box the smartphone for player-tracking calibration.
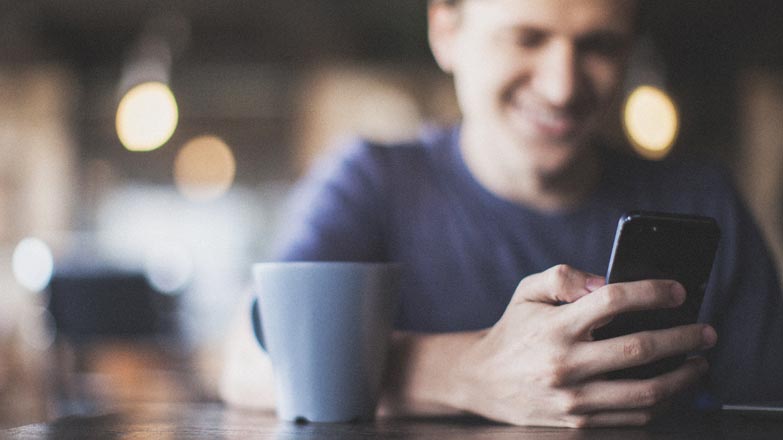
[592,211,721,379]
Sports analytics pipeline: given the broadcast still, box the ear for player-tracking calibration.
[428,2,461,74]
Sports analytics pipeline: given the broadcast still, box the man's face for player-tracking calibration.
[434,0,636,175]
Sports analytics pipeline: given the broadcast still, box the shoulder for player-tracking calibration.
[289,126,455,208]
[273,127,455,261]
[310,126,454,189]
[337,127,450,169]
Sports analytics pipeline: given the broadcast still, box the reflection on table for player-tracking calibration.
[3,269,783,438]
[5,402,783,440]
[0,268,222,429]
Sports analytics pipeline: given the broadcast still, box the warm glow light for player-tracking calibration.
[116,81,179,152]
[174,135,236,202]
[12,238,54,292]
[623,85,679,160]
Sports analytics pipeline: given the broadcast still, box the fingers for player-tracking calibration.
[559,410,656,428]
[543,357,708,428]
[564,280,686,336]
[568,357,709,414]
[512,265,605,305]
[511,266,689,338]
[566,324,717,382]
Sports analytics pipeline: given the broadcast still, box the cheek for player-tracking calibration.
[452,70,485,112]
[455,33,528,87]
[458,56,532,111]
[452,61,504,113]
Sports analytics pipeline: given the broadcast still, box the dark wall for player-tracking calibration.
[4,0,782,175]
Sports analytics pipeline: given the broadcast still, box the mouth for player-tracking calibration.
[508,100,584,141]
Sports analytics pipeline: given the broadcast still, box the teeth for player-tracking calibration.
[537,109,566,126]
[531,108,571,131]
[516,100,575,133]
[516,101,569,125]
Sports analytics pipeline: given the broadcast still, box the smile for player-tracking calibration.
[510,101,580,140]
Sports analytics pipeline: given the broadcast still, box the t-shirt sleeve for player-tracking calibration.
[701,173,783,402]
[272,140,388,262]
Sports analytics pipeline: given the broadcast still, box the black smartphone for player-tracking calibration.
[592,211,721,379]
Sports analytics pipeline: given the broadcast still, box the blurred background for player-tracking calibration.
[0,0,781,428]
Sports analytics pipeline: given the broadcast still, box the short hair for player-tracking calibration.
[429,0,645,34]
[428,0,461,6]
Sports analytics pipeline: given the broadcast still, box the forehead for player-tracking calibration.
[461,0,638,36]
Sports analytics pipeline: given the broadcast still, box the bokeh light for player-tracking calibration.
[12,237,54,292]
[116,81,179,152]
[623,85,680,160]
[143,242,194,294]
[174,135,236,202]
[19,306,57,351]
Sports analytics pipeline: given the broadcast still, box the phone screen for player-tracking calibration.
[592,211,721,379]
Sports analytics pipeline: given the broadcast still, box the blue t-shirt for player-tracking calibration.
[275,126,783,403]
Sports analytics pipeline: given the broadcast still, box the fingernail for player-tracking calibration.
[586,276,605,292]
[671,282,686,305]
[702,326,717,349]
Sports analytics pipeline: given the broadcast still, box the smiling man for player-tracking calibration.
[222,0,783,427]
[434,0,635,210]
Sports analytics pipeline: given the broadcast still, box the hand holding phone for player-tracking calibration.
[592,211,721,379]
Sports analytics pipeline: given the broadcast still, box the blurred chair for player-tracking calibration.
[48,270,174,338]
[46,268,185,415]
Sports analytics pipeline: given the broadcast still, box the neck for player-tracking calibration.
[459,128,603,212]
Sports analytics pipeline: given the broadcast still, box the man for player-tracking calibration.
[222,0,783,427]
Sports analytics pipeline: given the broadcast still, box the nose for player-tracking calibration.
[532,41,579,107]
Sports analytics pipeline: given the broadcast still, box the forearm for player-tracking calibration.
[378,330,484,417]
[219,297,277,410]
[218,298,485,415]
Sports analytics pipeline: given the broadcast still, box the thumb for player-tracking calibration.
[512,265,605,305]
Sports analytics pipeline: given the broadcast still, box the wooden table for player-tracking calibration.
[4,403,783,439]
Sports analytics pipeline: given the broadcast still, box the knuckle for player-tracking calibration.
[623,336,655,362]
[642,279,663,295]
[549,264,573,290]
[637,411,655,426]
[540,353,571,387]
[514,275,532,292]
[639,279,658,291]
[552,264,573,279]
[541,370,567,389]
[566,415,590,428]
[634,384,664,407]
[558,389,585,414]
[599,286,625,310]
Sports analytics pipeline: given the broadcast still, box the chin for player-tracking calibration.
[528,140,586,177]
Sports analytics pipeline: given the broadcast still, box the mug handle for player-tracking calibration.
[250,297,267,351]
